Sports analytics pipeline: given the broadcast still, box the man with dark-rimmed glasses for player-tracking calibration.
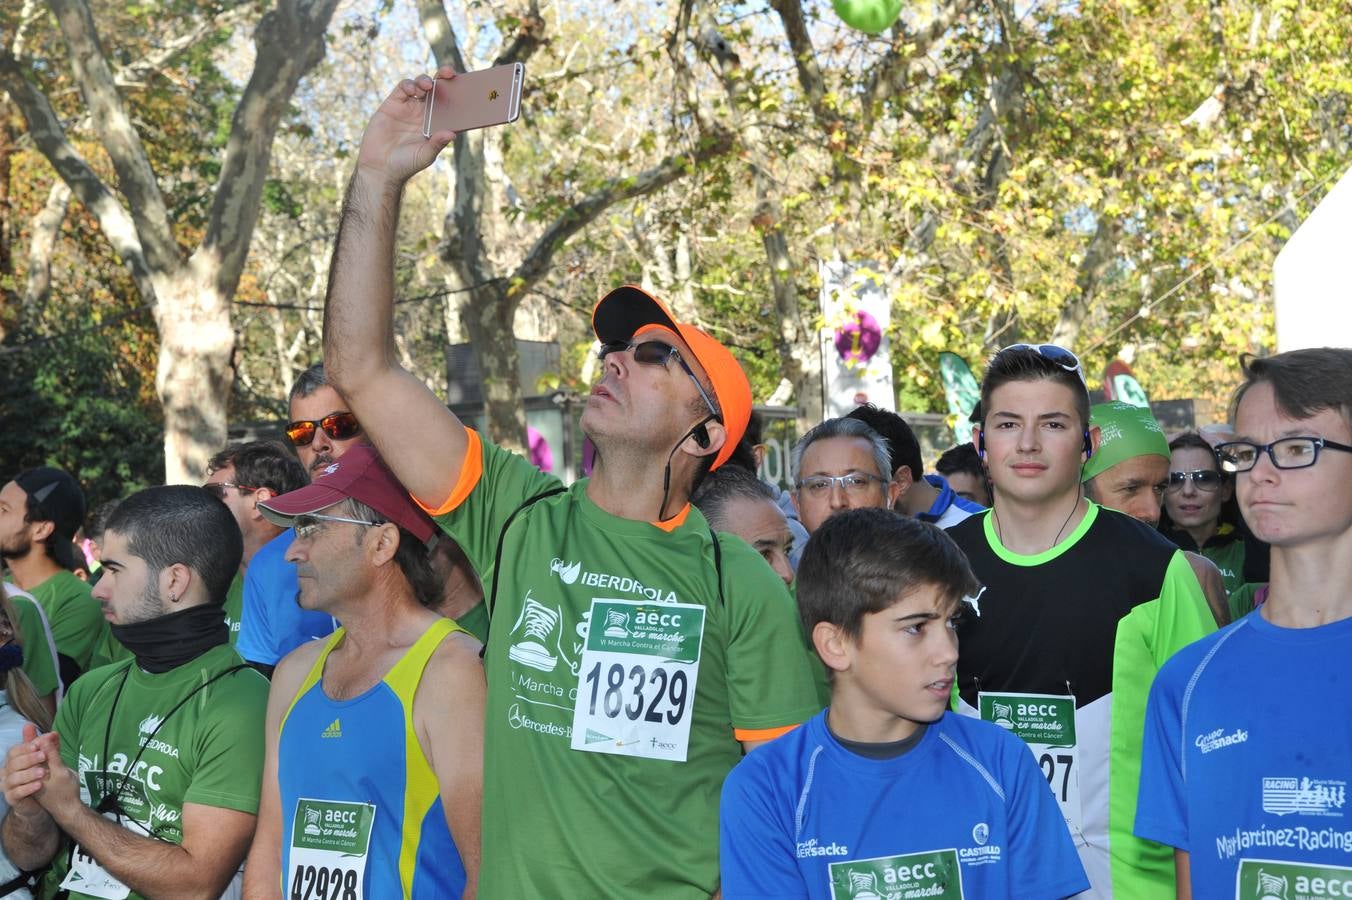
[946,343,1214,898]
[1137,347,1352,899]
[318,68,819,898]
[236,365,361,675]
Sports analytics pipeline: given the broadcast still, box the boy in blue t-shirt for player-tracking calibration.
[720,508,1088,899]
[1135,348,1352,898]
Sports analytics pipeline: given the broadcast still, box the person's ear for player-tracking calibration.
[249,488,275,520]
[683,418,724,460]
[161,562,194,605]
[368,522,401,567]
[28,519,54,544]
[890,467,912,507]
[812,621,853,675]
[1086,424,1103,460]
[752,443,767,469]
[1220,477,1234,503]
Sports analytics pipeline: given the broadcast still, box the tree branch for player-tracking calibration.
[861,0,976,130]
[418,0,467,72]
[115,2,258,88]
[47,0,179,272]
[0,52,157,302]
[766,0,835,135]
[508,131,735,301]
[494,0,546,67]
[199,0,343,300]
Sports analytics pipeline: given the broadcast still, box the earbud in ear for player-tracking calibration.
[1083,431,1093,459]
[693,424,711,450]
[977,430,986,458]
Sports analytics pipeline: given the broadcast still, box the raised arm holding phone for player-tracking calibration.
[322,69,819,898]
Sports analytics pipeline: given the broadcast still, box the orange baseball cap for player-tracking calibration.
[592,285,752,471]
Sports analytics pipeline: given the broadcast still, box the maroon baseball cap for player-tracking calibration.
[258,444,436,544]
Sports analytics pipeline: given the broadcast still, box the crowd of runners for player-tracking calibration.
[0,69,1347,900]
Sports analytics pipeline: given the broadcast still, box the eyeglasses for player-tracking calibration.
[285,412,361,447]
[203,482,257,500]
[1214,437,1352,473]
[997,343,1084,381]
[796,473,887,497]
[598,339,720,420]
[291,512,381,540]
[1166,469,1223,493]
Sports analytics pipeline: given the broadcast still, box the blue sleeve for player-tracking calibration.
[235,543,278,664]
[720,756,808,900]
[1134,662,1189,851]
[1002,730,1090,898]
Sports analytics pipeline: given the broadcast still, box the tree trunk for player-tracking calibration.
[153,271,234,482]
[461,284,528,452]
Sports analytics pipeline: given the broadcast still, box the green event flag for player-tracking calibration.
[938,352,980,442]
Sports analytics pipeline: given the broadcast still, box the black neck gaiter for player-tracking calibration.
[110,604,229,674]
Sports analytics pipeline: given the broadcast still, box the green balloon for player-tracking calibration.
[832,0,903,35]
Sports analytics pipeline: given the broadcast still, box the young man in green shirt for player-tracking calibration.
[0,485,269,900]
[0,467,109,689]
[321,68,820,898]
[947,345,1215,898]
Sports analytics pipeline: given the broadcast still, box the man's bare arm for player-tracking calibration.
[243,643,320,900]
[324,71,469,507]
[1175,849,1191,900]
[416,631,485,898]
[53,801,256,900]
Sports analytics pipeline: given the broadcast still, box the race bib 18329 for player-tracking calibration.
[287,798,376,900]
[978,691,1082,839]
[570,599,705,762]
[828,848,965,900]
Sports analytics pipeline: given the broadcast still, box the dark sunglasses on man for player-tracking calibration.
[598,339,720,419]
[285,411,362,447]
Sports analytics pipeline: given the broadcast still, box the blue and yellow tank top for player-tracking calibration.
[279,618,467,899]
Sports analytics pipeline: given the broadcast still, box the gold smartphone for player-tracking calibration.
[422,63,525,137]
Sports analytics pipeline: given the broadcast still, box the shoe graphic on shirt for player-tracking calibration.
[1256,871,1288,900]
[508,592,561,673]
[846,870,883,899]
[602,608,629,639]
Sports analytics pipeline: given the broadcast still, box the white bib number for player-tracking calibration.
[286,798,375,900]
[60,821,132,900]
[979,691,1083,839]
[570,600,705,762]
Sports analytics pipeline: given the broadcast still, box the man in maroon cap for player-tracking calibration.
[242,445,483,899]
[317,70,819,898]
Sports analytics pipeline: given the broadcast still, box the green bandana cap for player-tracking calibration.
[1082,401,1169,481]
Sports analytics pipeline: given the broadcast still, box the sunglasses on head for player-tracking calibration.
[998,343,1085,381]
[285,411,361,448]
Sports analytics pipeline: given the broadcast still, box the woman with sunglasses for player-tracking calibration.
[1160,433,1249,599]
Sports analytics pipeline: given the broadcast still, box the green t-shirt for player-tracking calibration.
[223,573,243,647]
[27,570,109,675]
[435,432,820,898]
[38,642,268,900]
[87,626,132,670]
[8,592,60,698]
[1198,538,1246,596]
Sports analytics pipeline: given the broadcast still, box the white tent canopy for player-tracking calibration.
[1274,165,1352,351]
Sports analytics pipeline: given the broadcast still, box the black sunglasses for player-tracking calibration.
[1166,469,1223,492]
[203,482,257,500]
[598,339,720,418]
[285,411,361,447]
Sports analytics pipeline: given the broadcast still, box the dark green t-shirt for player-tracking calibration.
[27,570,108,675]
[6,589,60,698]
[433,431,820,898]
[38,642,268,900]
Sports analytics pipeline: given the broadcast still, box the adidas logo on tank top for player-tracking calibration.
[321,718,342,739]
